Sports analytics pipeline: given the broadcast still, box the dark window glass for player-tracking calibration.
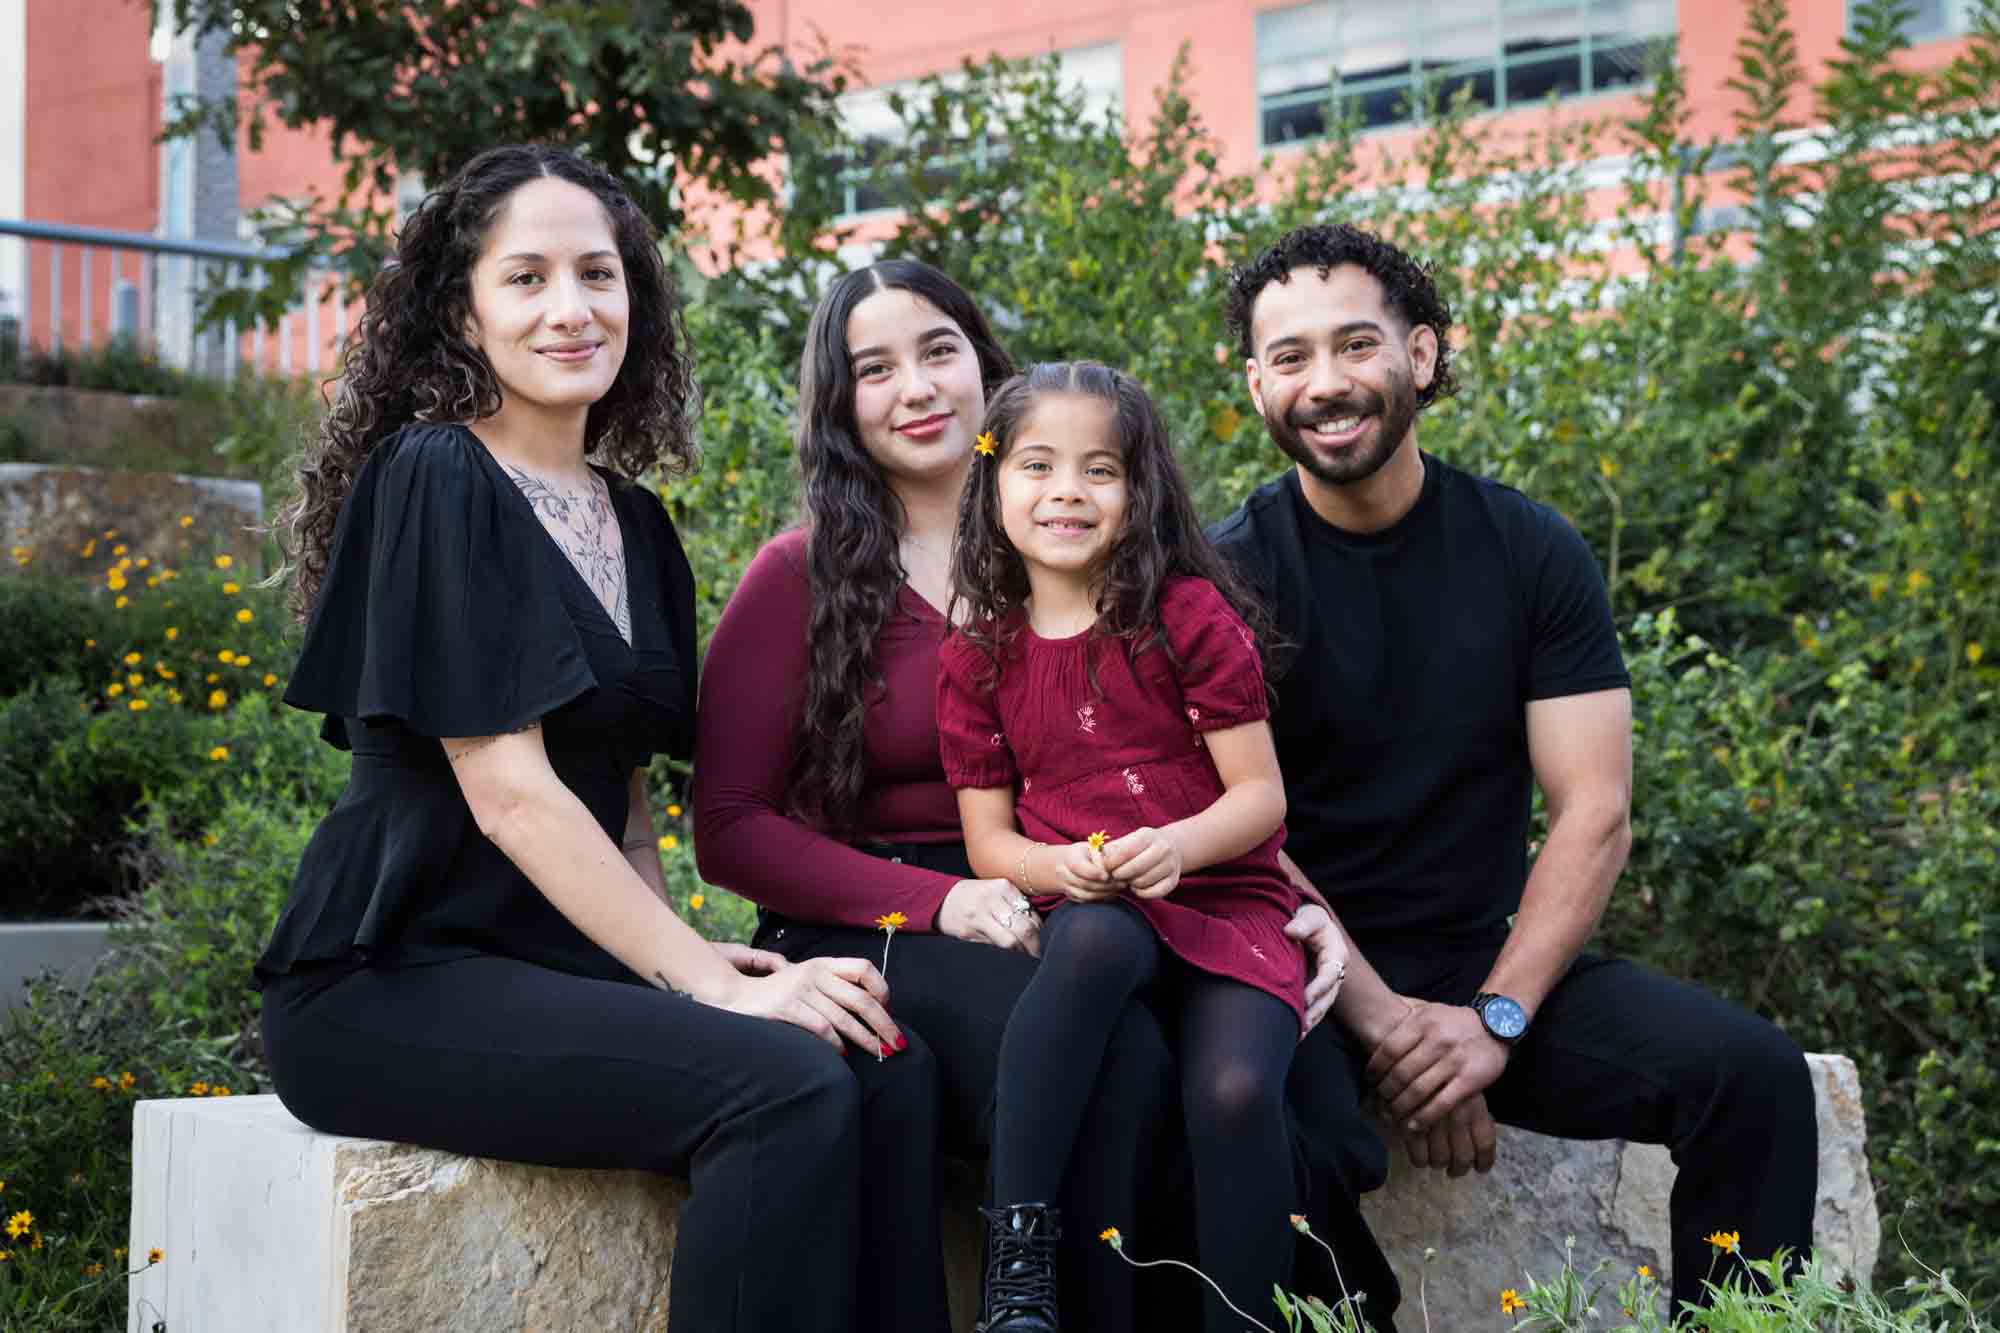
[1508,51,1585,104]
[1590,38,1654,92]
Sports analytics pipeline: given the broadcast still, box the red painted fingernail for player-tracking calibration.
[882,1043,894,1059]
[895,1034,909,1051]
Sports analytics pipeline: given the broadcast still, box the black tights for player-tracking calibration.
[992,903,1299,1331]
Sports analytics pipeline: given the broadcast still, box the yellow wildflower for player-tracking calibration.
[236,608,253,624]
[214,554,233,569]
[206,672,219,683]
[114,595,129,609]
[107,683,124,697]
[127,673,144,687]
[223,581,240,595]
[0,1249,9,1262]
[119,1072,135,1091]
[103,528,117,539]
[148,1248,163,1264]
[128,698,149,712]
[1598,455,1619,479]
[202,832,219,847]
[1086,831,1108,852]
[723,469,741,486]
[146,576,160,587]
[81,540,96,557]
[689,893,705,910]
[658,834,679,851]
[167,689,182,705]
[1706,1230,1740,1253]
[875,911,908,931]
[666,804,682,817]
[179,515,194,528]
[85,1261,104,1276]
[218,650,235,664]
[136,557,150,569]
[188,1082,209,1097]
[5,1212,31,1239]
[235,655,252,667]
[1500,1288,1525,1315]
[106,570,126,591]
[208,689,227,710]
[1906,569,1932,596]
[114,1246,126,1260]
[1638,1265,1651,1278]
[92,1075,114,1090]
[157,664,175,679]
[124,651,142,665]
[1099,1227,1122,1247]
[209,746,230,762]
[1969,643,1985,666]
[211,1086,231,1097]
[113,544,128,556]
[84,638,95,649]
[263,673,278,687]
[973,431,998,456]
[164,626,178,640]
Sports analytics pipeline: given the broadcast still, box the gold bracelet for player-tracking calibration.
[1017,842,1038,893]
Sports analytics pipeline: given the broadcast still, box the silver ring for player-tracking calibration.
[1011,895,1032,913]
[1334,961,1348,981]
[997,909,1015,928]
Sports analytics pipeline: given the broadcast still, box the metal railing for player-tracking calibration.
[0,219,347,380]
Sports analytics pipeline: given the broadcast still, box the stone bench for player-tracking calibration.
[128,1053,1875,1331]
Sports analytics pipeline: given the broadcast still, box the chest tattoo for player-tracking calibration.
[505,465,632,643]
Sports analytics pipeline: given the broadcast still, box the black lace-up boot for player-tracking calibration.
[976,1202,1061,1332]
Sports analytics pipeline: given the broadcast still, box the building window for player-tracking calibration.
[822,43,1124,219]
[1257,0,1676,146]
[1854,0,1971,42]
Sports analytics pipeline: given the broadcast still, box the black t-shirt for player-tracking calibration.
[254,423,698,987]
[1209,455,1629,947]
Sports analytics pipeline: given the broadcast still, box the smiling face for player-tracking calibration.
[996,390,1128,589]
[464,175,629,428]
[1244,263,1436,487]
[845,286,989,487]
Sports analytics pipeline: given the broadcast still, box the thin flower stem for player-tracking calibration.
[1107,1249,1279,1333]
[1297,1220,1363,1327]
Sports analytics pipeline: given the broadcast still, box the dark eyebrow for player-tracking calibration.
[848,325,964,364]
[1261,320,1386,358]
[494,250,620,265]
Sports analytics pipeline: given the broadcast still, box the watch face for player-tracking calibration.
[1481,995,1529,1040]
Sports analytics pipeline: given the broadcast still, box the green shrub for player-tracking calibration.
[0,796,298,1329]
[0,577,102,699]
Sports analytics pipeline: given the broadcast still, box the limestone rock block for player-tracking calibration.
[1358,1052,1876,1327]
[2,462,262,581]
[129,1094,987,1333]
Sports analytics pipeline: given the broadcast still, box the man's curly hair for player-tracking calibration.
[1222,223,1459,410]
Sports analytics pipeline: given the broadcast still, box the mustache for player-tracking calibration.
[1287,392,1384,429]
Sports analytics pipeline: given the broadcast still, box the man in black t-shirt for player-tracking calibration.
[1209,224,1817,1317]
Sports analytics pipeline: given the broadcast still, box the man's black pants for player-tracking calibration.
[1289,939,1818,1317]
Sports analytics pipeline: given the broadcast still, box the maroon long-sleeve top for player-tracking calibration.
[694,528,966,929]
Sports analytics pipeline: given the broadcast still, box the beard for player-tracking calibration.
[1261,361,1420,487]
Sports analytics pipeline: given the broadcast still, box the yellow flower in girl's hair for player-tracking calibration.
[1086,831,1108,853]
[973,432,998,457]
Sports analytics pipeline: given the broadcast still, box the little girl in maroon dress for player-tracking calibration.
[938,361,1305,1333]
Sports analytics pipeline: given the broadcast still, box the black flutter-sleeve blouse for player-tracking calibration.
[254,423,697,987]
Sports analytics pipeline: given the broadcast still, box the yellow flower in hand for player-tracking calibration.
[973,432,998,457]
[1086,831,1108,853]
[875,912,908,931]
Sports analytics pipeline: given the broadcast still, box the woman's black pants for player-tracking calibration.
[262,954,938,1333]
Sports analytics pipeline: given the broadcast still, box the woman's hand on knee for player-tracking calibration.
[708,956,904,1055]
[939,878,1043,956]
[714,942,789,976]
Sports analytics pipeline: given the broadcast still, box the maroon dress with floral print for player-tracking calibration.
[937,576,1305,1022]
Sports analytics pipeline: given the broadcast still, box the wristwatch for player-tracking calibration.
[1471,991,1530,1045]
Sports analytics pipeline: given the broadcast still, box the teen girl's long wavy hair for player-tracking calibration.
[275,143,698,622]
[790,260,1014,832]
[946,361,1274,689]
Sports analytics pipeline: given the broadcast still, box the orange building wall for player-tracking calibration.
[17,0,1980,361]
[20,0,159,350]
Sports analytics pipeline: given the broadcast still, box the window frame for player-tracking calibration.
[1255,0,1676,150]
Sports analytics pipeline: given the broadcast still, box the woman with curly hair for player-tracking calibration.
[696,260,1207,1331]
[255,145,923,1332]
